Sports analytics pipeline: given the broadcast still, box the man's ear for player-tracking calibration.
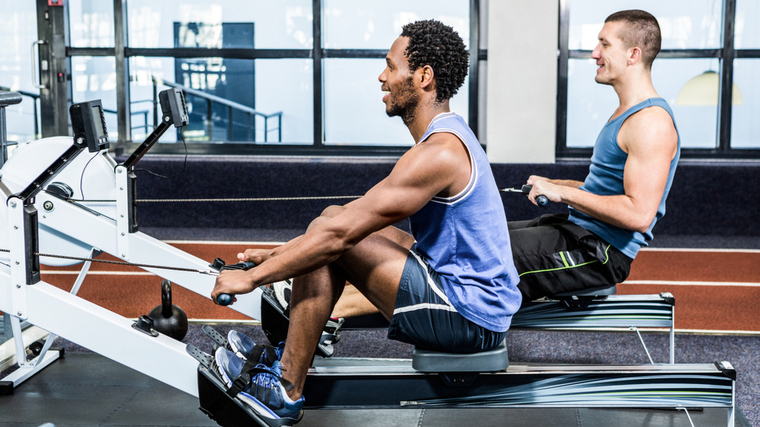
[419,65,435,89]
[628,46,642,66]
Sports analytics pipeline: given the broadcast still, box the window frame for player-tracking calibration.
[63,0,483,157]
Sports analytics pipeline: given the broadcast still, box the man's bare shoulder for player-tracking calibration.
[387,131,470,196]
[416,132,469,164]
[620,105,678,155]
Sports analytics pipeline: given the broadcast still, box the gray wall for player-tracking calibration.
[485,0,558,164]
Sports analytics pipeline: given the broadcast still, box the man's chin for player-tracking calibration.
[594,75,612,86]
[386,106,401,118]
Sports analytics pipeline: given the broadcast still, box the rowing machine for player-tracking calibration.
[0,89,264,321]
[0,94,204,394]
[187,326,736,427]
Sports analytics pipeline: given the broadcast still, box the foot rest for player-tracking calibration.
[412,340,508,373]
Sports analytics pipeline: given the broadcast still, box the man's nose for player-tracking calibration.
[591,44,601,59]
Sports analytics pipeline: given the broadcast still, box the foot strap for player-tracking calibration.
[227,362,295,398]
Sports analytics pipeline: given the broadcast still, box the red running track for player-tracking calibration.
[31,243,760,333]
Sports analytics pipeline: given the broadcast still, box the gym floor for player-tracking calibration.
[1,233,758,427]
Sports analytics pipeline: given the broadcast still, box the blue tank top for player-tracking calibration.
[568,98,680,259]
[408,113,522,332]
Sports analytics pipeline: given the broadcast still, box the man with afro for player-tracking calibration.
[211,19,521,425]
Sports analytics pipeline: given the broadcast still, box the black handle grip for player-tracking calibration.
[520,185,548,207]
[217,294,233,306]
[216,261,257,306]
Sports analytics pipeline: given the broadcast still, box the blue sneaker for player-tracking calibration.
[228,330,285,364]
[215,348,304,424]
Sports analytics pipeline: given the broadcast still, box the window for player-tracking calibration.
[71,56,119,139]
[558,0,760,158]
[60,0,478,156]
[129,57,313,143]
[19,1,479,154]
[126,0,313,49]
[323,0,470,49]
[69,0,115,48]
[731,59,760,149]
[0,1,41,144]
[322,1,471,147]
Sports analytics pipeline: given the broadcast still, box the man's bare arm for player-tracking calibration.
[212,134,468,299]
[528,176,584,189]
[529,107,677,233]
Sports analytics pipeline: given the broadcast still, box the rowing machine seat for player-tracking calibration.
[412,339,508,373]
[549,284,617,309]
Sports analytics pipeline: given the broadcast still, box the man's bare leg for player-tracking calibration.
[332,285,378,318]
[278,230,411,399]
[278,264,344,399]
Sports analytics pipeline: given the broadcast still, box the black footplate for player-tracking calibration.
[186,343,297,427]
[260,286,291,346]
[260,286,342,358]
[202,324,229,349]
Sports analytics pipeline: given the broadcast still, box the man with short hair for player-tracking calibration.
[211,20,522,425]
[513,9,680,300]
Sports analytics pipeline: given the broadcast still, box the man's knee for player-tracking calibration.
[306,205,346,232]
[321,205,346,219]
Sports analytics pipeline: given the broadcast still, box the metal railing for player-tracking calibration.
[0,86,40,139]
[152,77,282,143]
[0,86,152,140]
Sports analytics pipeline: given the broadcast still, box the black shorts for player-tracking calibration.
[387,247,506,353]
[509,214,633,301]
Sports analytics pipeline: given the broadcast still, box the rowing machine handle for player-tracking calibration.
[216,261,257,306]
[520,185,549,207]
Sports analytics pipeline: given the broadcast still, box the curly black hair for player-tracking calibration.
[400,20,469,103]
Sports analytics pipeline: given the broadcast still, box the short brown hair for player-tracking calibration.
[605,10,661,69]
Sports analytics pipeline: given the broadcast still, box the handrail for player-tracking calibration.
[153,77,280,119]
[0,86,41,140]
[0,87,40,101]
[1,78,284,144]
[151,76,282,142]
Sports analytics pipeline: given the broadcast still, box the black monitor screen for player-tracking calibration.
[92,105,105,138]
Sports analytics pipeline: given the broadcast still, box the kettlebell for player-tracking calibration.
[148,280,188,341]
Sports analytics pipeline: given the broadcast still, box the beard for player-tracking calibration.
[386,76,420,127]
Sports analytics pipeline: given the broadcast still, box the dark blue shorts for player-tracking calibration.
[387,248,506,353]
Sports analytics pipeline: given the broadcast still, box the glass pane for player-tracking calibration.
[130,57,312,144]
[655,58,719,148]
[324,0,470,50]
[324,58,468,146]
[569,0,722,50]
[566,59,618,148]
[0,2,40,144]
[127,0,312,49]
[566,58,719,149]
[736,0,760,49]
[71,56,119,141]
[731,59,760,148]
[69,0,115,48]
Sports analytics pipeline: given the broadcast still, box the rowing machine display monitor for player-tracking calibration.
[70,100,109,152]
[159,88,189,128]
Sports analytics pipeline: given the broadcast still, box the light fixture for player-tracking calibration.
[676,71,743,106]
